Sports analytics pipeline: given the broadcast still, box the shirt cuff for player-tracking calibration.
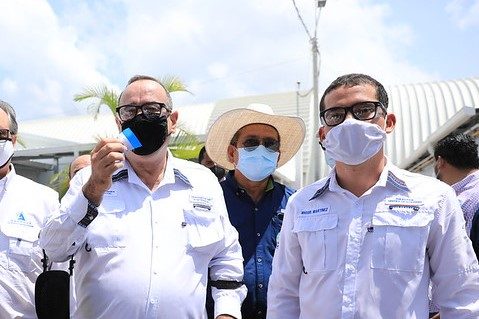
[66,191,99,227]
[77,201,99,228]
[213,286,246,319]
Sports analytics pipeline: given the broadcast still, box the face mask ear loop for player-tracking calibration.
[0,154,13,170]
[41,249,53,272]
[318,140,326,151]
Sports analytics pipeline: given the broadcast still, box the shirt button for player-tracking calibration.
[257,257,262,263]
[258,310,263,315]
[256,232,261,237]
[258,283,263,289]
[254,207,259,212]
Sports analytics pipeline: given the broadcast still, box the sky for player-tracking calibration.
[0,0,478,122]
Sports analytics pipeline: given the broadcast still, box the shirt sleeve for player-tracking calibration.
[39,169,94,262]
[208,183,247,319]
[267,192,303,319]
[428,187,479,318]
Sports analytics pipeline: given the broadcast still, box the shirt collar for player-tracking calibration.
[452,170,479,193]
[113,151,192,188]
[224,170,275,194]
[310,159,410,200]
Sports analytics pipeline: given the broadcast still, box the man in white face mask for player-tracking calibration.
[267,73,479,319]
[0,100,60,318]
[205,104,305,319]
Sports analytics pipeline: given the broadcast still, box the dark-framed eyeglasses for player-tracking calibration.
[320,101,386,127]
[116,102,171,121]
[0,129,12,141]
[241,137,280,153]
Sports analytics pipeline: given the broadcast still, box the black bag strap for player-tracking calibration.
[41,250,75,275]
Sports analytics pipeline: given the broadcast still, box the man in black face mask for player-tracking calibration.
[198,146,226,181]
[39,75,246,319]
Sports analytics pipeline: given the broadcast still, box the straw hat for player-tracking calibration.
[205,103,306,170]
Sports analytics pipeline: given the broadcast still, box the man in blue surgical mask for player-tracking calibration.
[205,104,305,319]
[267,73,479,319]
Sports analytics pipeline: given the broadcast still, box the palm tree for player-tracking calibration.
[50,75,202,197]
[73,75,201,158]
[73,75,190,118]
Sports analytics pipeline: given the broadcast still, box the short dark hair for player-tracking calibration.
[0,100,18,135]
[198,146,207,163]
[434,133,479,169]
[118,75,173,110]
[319,73,389,112]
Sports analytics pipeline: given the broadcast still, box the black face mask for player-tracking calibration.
[209,165,226,180]
[121,113,169,156]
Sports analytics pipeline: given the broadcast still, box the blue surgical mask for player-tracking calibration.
[236,145,279,181]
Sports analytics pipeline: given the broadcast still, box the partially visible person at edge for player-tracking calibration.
[433,133,479,236]
[205,103,306,319]
[433,133,479,315]
[198,145,226,181]
[69,154,91,181]
[39,75,246,319]
[0,100,60,318]
[267,73,479,318]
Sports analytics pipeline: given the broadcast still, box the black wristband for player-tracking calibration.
[210,280,244,290]
[78,201,99,228]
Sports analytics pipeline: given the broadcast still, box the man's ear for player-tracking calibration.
[385,113,396,134]
[115,116,122,132]
[168,111,179,134]
[11,135,17,146]
[227,145,236,165]
[436,156,444,169]
[318,126,326,143]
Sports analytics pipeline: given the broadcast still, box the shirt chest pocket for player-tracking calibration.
[1,225,39,273]
[371,210,433,272]
[183,208,224,255]
[293,213,338,272]
[88,199,127,249]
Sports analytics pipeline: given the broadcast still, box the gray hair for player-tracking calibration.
[118,75,173,110]
[0,100,18,135]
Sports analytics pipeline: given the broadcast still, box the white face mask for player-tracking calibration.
[323,118,386,165]
[0,140,14,168]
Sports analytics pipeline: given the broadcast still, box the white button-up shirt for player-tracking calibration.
[452,170,479,235]
[267,162,479,319]
[0,165,59,318]
[39,155,246,319]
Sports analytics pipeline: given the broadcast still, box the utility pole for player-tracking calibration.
[308,36,320,183]
[292,0,326,185]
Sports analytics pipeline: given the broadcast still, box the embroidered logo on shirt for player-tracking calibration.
[104,189,117,197]
[384,197,423,213]
[8,211,33,227]
[300,206,330,215]
[190,194,213,212]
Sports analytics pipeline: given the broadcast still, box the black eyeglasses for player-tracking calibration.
[0,129,11,140]
[116,102,171,121]
[320,101,386,127]
[241,137,280,153]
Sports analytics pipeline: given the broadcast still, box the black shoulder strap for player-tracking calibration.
[41,250,75,276]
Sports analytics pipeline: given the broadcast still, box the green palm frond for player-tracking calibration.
[159,75,191,94]
[74,86,119,118]
[73,76,197,160]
